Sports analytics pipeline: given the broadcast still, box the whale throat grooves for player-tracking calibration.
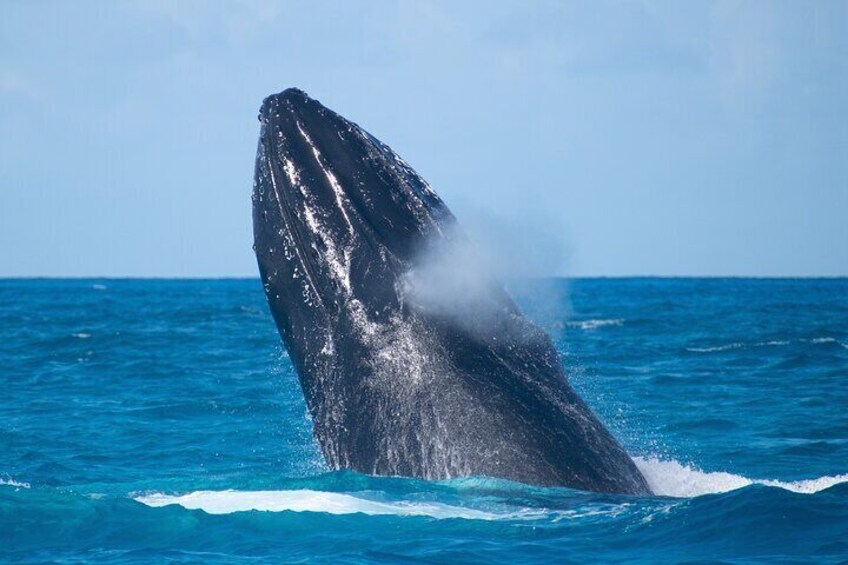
[252,87,651,495]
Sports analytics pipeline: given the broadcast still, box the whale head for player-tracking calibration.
[253,88,453,339]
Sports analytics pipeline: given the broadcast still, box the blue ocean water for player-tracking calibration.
[1,278,846,563]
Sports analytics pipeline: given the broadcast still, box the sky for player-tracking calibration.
[1,1,846,277]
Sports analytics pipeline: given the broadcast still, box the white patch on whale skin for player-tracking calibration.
[295,120,355,236]
[279,152,353,298]
[320,332,336,357]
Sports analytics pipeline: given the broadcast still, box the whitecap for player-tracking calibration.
[567,319,624,331]
[633,456,848,498]
[0,477,30,489]
[686,340,790,353]
[72,332,91,339]
[134,489,624,522]
[809,337,848,350]
[686,343,745,353]
[135,489,504,520]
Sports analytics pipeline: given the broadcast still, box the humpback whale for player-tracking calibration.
[253,88,650,495]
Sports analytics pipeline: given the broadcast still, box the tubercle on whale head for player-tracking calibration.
[256,89,324,160]
[258,88,311,118]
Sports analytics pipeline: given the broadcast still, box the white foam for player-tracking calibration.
[134,489,625,522]
[0,477,30,489]
[135,489,502,520]
[135,462,848,519]
[634,456,848,498]
[809,337,848,350]
[72,332,91,339]
[567,319,624,330]
[686,340,792,353]
[686,337,848,353]
[686,343,745,353]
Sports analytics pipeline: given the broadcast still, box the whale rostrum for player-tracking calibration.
[252,88,650,495]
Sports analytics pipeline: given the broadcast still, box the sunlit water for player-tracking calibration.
[1,278,846,563]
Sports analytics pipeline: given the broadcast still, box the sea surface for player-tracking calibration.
[1,278,846,563]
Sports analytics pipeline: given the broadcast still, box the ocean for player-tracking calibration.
[1,278,846,563]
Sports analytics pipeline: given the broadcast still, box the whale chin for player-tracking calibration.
[252,87,651,495]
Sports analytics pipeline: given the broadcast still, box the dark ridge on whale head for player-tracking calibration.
[252,87,652,495]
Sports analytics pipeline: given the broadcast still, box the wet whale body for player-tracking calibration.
[252,88,650,495]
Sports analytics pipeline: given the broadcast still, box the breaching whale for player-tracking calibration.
[252,88,650,495]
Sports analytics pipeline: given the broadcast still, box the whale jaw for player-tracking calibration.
[253,88,651,495]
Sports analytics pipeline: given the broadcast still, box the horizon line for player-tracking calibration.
[1,275,846,281]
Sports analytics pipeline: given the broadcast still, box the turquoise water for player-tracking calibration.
[1,278,846,563]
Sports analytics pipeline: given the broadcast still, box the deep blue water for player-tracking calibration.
[1,278,846,563]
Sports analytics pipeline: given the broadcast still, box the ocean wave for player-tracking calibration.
[135,489,514,520]
[686,340,790,353]
[633,456,848,498]
[0,477,30,489]
[135,488,631,522]
[809,337,848,349]
[132,458,848,521]
[683,336,848,353]
[566,319,624,331]
[686,337,848,353]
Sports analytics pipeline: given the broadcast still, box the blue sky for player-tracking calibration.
[1,1,846,277]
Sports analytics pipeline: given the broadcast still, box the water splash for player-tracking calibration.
[634,456,848,497]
